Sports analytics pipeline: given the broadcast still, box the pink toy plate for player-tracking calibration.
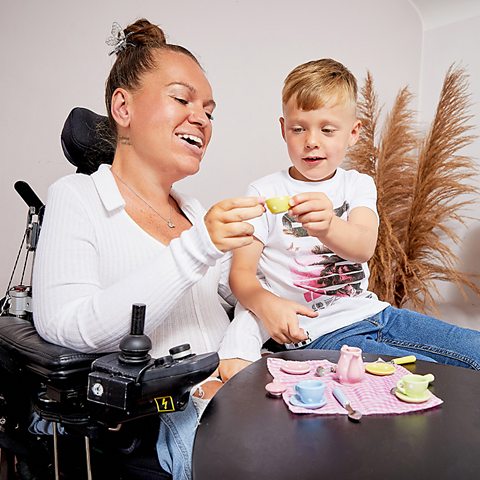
[280,361,311,375]
[265,382,287,397]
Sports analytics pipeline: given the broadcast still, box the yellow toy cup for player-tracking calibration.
[265,196,291,214]
[396,373,434,399]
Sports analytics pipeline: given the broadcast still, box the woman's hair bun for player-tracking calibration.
[124,18,167,48]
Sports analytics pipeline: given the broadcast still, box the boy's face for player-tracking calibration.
[280,97,361,182]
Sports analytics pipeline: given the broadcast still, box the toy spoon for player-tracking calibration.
[332,386,362,422]
[315,365,335,376]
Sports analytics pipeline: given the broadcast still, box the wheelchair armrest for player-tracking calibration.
[0,315,100,381]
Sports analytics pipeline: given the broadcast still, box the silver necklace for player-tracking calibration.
[112,171,176,228]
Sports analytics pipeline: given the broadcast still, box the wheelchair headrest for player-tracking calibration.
[61,107,115,175]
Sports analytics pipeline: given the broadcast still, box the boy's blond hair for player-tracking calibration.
[282,58,358,111]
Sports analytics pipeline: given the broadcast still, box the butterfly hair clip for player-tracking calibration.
[106,22,134,56]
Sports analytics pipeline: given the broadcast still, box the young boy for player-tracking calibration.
[218,58,480,375]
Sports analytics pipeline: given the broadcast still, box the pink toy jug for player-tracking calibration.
[335,345,365,384]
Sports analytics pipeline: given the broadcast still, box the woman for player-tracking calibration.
[33,18,262,480]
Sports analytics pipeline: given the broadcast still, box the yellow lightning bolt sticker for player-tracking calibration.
[155,396,175,412]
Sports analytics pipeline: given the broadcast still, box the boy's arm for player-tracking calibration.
[229,238,317,344]
[290,192,378,263]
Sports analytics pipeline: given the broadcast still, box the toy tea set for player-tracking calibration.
[265,345,437,419]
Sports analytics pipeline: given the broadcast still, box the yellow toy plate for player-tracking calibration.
[394,389,431,403]
[365,362,396,376]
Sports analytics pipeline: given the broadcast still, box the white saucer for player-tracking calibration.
[280,361,311,375]
[394,389,431,403]
[289,394,327,409]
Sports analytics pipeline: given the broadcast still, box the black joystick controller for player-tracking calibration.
[87,303,219,424]
[119,304,152,364]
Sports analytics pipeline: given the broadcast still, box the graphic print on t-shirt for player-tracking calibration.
[283,201,365,308]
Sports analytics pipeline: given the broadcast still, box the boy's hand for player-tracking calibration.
[289,192,334,239]
[257,296,317,345]
[204,197,265,252]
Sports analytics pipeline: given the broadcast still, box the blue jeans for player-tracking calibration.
[306,306,480,369]
[156,396,208,480]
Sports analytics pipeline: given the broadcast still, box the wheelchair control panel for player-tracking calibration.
[87,304,219,424]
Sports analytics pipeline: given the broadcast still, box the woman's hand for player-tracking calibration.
[192,379,224,400]
[204,197,265,252]
[256,295,317,345]
[193,358,251,400]
[217,358,252,382]
[289,192,334,240]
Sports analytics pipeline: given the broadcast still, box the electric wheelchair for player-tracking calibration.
[0,107,220,479]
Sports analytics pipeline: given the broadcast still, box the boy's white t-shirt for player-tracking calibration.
[218,167,390,361]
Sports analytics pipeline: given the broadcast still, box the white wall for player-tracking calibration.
[418,13,480,327]
[5,0,470,319]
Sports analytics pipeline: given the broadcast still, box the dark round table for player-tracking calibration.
[193,349,480,480]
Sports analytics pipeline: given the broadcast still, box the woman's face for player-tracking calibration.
[127,50,216,180]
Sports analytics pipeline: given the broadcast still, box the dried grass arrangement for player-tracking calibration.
[346,65,480,312]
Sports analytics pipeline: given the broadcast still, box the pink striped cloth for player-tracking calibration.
[267,357,443,415]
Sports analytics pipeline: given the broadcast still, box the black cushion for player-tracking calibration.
[61,107,115,175]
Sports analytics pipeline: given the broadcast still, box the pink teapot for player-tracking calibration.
[335,345,365,384]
